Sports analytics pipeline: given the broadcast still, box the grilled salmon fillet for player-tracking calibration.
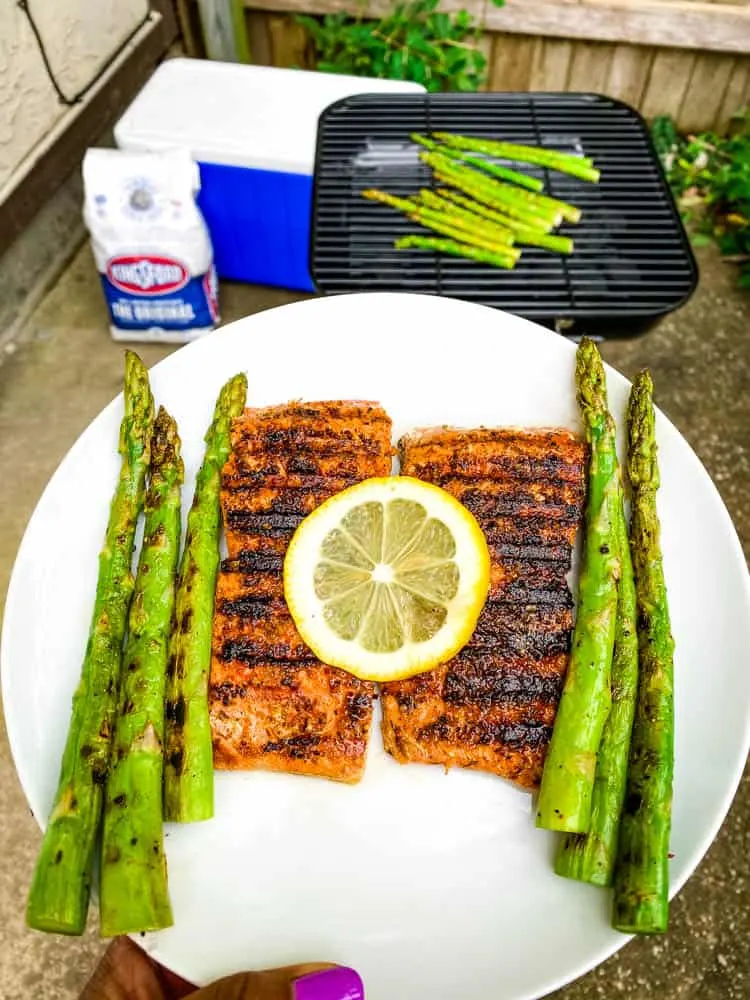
[381,426,586,789]
[209,401,392,783]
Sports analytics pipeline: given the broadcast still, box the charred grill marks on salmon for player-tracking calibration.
[381,427,586,789]
[209,401,392,783]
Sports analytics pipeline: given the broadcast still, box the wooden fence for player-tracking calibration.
[177,0,750,133]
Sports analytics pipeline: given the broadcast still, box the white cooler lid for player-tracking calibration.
[114,58,425,175]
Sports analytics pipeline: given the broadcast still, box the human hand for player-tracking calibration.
[80,936,364,1000]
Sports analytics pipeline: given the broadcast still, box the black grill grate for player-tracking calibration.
[311,93,697,337]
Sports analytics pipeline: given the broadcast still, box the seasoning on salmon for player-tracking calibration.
[209,401,392,783]
[381,426,586,789]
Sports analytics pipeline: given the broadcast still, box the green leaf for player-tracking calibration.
[410,59,427,84]
[453,10,470,31]
[455,72,476,92]
[446,47,468,71]
[304,5,494,91]
[690,233,712,247]
[432,12,450,35]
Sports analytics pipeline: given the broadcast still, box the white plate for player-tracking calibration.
[3,293,750,1000]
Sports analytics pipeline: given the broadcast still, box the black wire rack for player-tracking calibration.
[310,92,698,338]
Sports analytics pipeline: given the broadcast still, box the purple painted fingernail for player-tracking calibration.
[293,966,364,1000]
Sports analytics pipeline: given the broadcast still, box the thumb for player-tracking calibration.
[191,965,364,1000]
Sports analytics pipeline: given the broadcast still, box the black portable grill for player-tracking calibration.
[310,92,697,338]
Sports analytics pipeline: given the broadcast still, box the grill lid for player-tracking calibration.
[311,93,697,335]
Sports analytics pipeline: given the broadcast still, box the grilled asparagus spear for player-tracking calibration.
[163,374,248,822]
[432,133,601,183]
[410,133,545,192]
[27,352,154,934]
[362,189,517,254]
[555,474,639,884]
[394,234,517,268]
[423,153,560,230]
[536,338,620,833]
[99,407,183,936]
[435,190,574,254]
[613,370,675,934]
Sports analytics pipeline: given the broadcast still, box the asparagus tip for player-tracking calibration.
[627,369,659,491]
[151,406,184,479]
[202,372,247,449]
[633,367,654,397]
[124,351,151,404]
[575,338,610,429]
[219,372,248,413]
[121,351,154,457]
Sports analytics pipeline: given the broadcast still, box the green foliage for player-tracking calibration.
[653,110,750,289]
[297,0,504,93]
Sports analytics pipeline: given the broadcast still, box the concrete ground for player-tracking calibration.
[0,242,748,999]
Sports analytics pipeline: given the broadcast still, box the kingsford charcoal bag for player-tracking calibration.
[83,147,219,343]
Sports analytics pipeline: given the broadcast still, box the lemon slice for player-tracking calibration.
[283,476,491,682]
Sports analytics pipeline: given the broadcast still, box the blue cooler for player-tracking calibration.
[114,59,424,292]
